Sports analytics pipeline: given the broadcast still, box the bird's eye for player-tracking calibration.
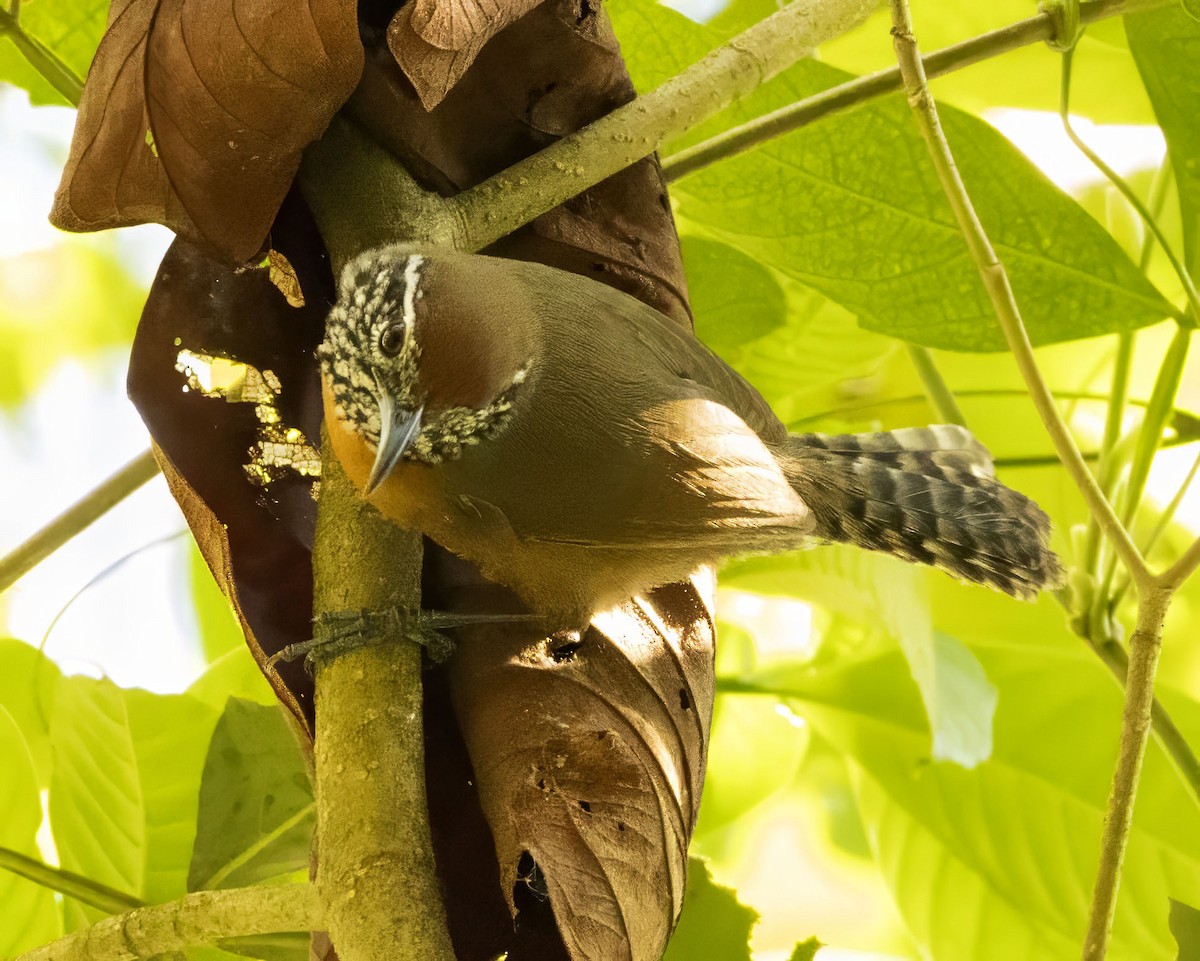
[379,324,406,356]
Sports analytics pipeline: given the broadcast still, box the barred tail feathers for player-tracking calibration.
[777,425,1063,599]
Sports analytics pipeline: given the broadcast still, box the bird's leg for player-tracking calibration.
[267,607,544,672]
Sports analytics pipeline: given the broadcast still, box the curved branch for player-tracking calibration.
[13,884,321,961]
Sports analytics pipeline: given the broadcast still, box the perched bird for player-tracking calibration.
[319,246,1062,627]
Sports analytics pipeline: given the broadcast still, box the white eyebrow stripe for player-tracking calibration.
[402,254,425,336]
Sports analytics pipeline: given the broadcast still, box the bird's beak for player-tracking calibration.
[365,392,423,494]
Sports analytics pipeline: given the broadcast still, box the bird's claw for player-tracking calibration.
[265,607,544,673]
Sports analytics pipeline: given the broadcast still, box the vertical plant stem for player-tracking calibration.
[310,441,455,961]
[886,0,1148,585]
[905,344,968,426]
[887,7,1169,957]
[0,448,161,594]
[1081,585,1173,961]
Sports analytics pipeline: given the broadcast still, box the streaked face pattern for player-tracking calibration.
[319,249,526,467]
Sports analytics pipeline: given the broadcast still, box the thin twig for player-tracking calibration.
[1081,585,1173,961]
[663,0,1173,182]
[0,449,162,595]
[14,884,321,961]
[0,846,142,916]
[904,344,968,426]
[887,0,1148,588]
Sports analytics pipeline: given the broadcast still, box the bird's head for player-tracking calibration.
[318,246,533,492]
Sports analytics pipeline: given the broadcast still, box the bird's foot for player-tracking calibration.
[266,607,543,672]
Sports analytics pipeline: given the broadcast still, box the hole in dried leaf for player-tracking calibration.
[576,0,595,24]
[578,800,591,813]
[174,348,320,489]
[548,633,583,662]
[516,851,549,902]
[679,688,691,711]
[617,821,626,832]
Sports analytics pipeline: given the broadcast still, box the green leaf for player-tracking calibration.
[187,646,279,712]
[690,255,898,424]
[662,858,757,961]
[613,2,1171,351]
[0,705,61,954]
[1126,5,1200,277]
[684,235,786,354]
[0,637,62,786]
[697,691,808,836]
[188,698,313,892]
[49,677,220,926]
[190,544,247,662]
[1170,899,1200,961]
[773,644,1200,960]
[787,936,823,961]
[722,548,995,768]
[0,0,105,105]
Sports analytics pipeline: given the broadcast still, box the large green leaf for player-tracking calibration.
[1171,899,1200,961]
[0,0,106,105]
[662,858,757,961]
[188,698,313,892]
[613,2,1171,351]
[696,691,809,836]
[684,235,786,354]
[0,705,61,954]
[49,677,219,926]
[753,644,1200,961]
[0,637,62,786]
[721,547,995,768]
[1126,5,1200,278]
[189,544,248,663]
[187,647,279,712]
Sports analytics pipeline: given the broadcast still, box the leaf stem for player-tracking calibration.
[0,846,142,916]
[904,344,968,426]
[0,5,83,106]
[887,0,1148,589]
[0,449,162,595]
[13,883,320,961]
[663,0,1173,182]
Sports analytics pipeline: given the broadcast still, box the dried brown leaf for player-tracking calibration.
[51,0,363,262]
[386,0,544,109]
[447,578,715,961]
[127,192,331,732]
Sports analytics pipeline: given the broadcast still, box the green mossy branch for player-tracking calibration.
[11,884,320,961]
[308,445,455,961]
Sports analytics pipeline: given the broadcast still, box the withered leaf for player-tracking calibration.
[51,0,363,263]
[386,0,544,110]
[447,579,715,961]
